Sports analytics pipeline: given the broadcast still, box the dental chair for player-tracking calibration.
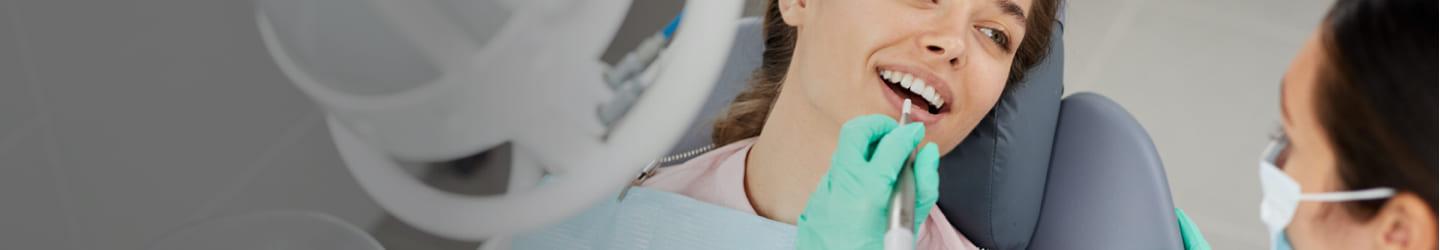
[668,6,1187,250]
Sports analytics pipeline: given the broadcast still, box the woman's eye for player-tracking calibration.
[979,27,1010,49]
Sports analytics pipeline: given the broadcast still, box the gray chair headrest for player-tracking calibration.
[665,17,765,156]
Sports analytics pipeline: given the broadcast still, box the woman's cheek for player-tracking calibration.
[927,117,968,155]
[938,130,962,155]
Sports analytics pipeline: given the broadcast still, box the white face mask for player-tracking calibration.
[1257,136,1395,250]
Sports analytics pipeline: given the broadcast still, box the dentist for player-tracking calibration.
[1257,0,1435,249]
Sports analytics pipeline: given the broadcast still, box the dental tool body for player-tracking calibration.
[884,99,918,250]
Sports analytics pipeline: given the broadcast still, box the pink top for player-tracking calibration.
[643,138,978,250]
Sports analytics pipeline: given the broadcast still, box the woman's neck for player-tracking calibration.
[744,81,841,225]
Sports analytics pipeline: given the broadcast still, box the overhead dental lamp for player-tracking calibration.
[255,0,743,241]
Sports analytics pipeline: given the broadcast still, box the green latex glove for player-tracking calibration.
[796,114,942,250]
[1176,208,1212,250]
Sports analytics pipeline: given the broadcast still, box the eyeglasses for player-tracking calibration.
[1263,132,1291,170]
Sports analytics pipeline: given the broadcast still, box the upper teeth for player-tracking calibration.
[881,70,944,109]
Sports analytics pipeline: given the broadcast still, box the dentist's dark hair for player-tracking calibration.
[711,0,1060,146]
[1315,0,1437,218]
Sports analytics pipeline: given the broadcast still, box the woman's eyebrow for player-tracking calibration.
[996,0,1026,25]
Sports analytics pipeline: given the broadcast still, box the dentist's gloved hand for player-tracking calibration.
[796,114,941,250]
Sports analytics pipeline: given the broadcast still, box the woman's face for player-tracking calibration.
[777,0,1031,153]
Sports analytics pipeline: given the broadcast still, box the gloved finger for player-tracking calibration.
[912,142,941,231]
[833,114,897,163]
[868,123,925,172]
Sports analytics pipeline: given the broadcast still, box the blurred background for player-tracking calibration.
[0,0,1331,249]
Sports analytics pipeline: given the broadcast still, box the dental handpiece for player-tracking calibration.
[884,99,918,250]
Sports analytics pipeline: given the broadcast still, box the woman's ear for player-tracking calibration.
[778,0,809,26]
[1370,193,1437,250]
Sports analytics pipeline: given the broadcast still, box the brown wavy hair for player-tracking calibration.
[1314,0,1436,218]
[711,0,1061,146]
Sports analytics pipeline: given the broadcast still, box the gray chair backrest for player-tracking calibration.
[1028,93,1182,250]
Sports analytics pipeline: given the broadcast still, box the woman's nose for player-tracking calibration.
[921,31,966,68]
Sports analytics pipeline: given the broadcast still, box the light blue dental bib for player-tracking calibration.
[513,187,796,249]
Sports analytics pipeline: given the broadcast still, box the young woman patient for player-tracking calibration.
[643,0,1058,248]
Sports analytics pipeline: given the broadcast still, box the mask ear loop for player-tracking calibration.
[1298,188,1396,202]
[1264,131,1397,203]
[1263,130,1396,202]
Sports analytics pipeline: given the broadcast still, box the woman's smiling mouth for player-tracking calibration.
[873,65,954,126]
[881,69,945,113]
[875,66,954,116]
